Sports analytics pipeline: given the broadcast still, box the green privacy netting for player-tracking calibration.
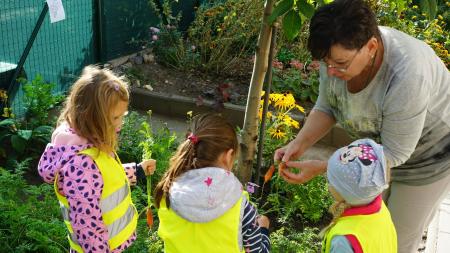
[0,0,203,117]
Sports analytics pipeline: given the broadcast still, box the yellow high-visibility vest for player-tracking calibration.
[158,192,247,253]
[322,201,397,253]
[54,148,138,252]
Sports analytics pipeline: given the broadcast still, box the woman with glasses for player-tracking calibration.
[274,0,450,252]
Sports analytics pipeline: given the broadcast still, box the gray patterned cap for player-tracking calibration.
[327,138,388,206]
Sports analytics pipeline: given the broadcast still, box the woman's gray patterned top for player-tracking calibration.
[314,26,450,185]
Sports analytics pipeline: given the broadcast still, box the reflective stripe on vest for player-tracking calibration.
[54,147,137,252]
[322,201,397,253]
[158,192,247,253]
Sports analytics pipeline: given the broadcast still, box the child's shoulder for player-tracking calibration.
[52,122,88,146]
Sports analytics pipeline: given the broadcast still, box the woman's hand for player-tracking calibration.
[279,160,327,184]
[139,159,156,176]
[274,138,303,163]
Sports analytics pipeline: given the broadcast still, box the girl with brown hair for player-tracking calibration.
[155,113,270,253]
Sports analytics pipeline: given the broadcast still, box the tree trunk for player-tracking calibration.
[237,0,275,183]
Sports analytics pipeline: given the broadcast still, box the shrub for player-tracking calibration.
[187,0,263,75]
[377,2,449,68]
[0,163,68,252]
[270,227,322,253]
[19,74,63,128]
[148,0,200,70]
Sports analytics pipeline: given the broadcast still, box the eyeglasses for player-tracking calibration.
[325,48,361,73]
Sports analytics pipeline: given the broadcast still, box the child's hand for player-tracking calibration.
[139,159,156,176]
[257,215,270,228]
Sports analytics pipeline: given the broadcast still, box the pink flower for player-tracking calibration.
[152,35,158,41]
[272,60,284,70]
[307,60,320,71]
[290,59,304,70]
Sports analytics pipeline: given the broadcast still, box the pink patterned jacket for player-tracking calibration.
[38,122,139,253]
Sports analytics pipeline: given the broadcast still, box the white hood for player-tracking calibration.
[169,167,243,223]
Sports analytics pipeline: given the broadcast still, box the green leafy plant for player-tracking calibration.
[270,227,322,253]
[377,1,449,68]
[0,164,68,252]
[19,74,63,128]
[265,174,332,223]
[118,111,148,163]
[148,0,200,70]
[188,0,263,75]
[267,0,319,41]
[272,64,320,104]
[276,47,296,65]
[0,118,53,168]
[138,111,178,186]
[121,110,177,252]
[118,111,178,182]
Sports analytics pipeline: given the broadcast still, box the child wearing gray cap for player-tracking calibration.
[321,139,397,253]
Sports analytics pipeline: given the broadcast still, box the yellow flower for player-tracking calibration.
[269,93,282,103]
[0,89,7,102]
[2,107,12,118]
[258,109,273,121]
[269,128,286,139]
[296,105,305,113]
[287,118,300,129]
[274,93,296,111]
[412,5,418,9]
[187,111,193,117]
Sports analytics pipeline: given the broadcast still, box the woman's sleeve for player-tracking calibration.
[381,74,430,167]
[312,64,335,117]
[63,155,110,252]
[241,198,270,253]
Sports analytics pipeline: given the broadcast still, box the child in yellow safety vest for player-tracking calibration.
[321,139,397,253]
[38,65,156,253]
[154,113,271,253]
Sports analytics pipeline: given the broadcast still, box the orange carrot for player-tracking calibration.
[278,161,286,171]
[264,165,276,183]
[146,208,153,228]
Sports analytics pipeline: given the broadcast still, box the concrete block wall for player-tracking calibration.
[131,87,353,148]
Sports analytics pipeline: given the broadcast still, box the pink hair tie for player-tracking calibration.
[187,133,199,144]
[107,81,120,91]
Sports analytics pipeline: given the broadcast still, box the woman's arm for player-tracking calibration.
[274,109,336,163]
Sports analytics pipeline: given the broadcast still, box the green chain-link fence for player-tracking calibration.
[1,0,201,117]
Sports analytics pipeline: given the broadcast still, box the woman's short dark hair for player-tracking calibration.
[307,0,380,60]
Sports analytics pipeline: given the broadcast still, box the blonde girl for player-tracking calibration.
[38,65,155,253]
[311,139,396,253]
